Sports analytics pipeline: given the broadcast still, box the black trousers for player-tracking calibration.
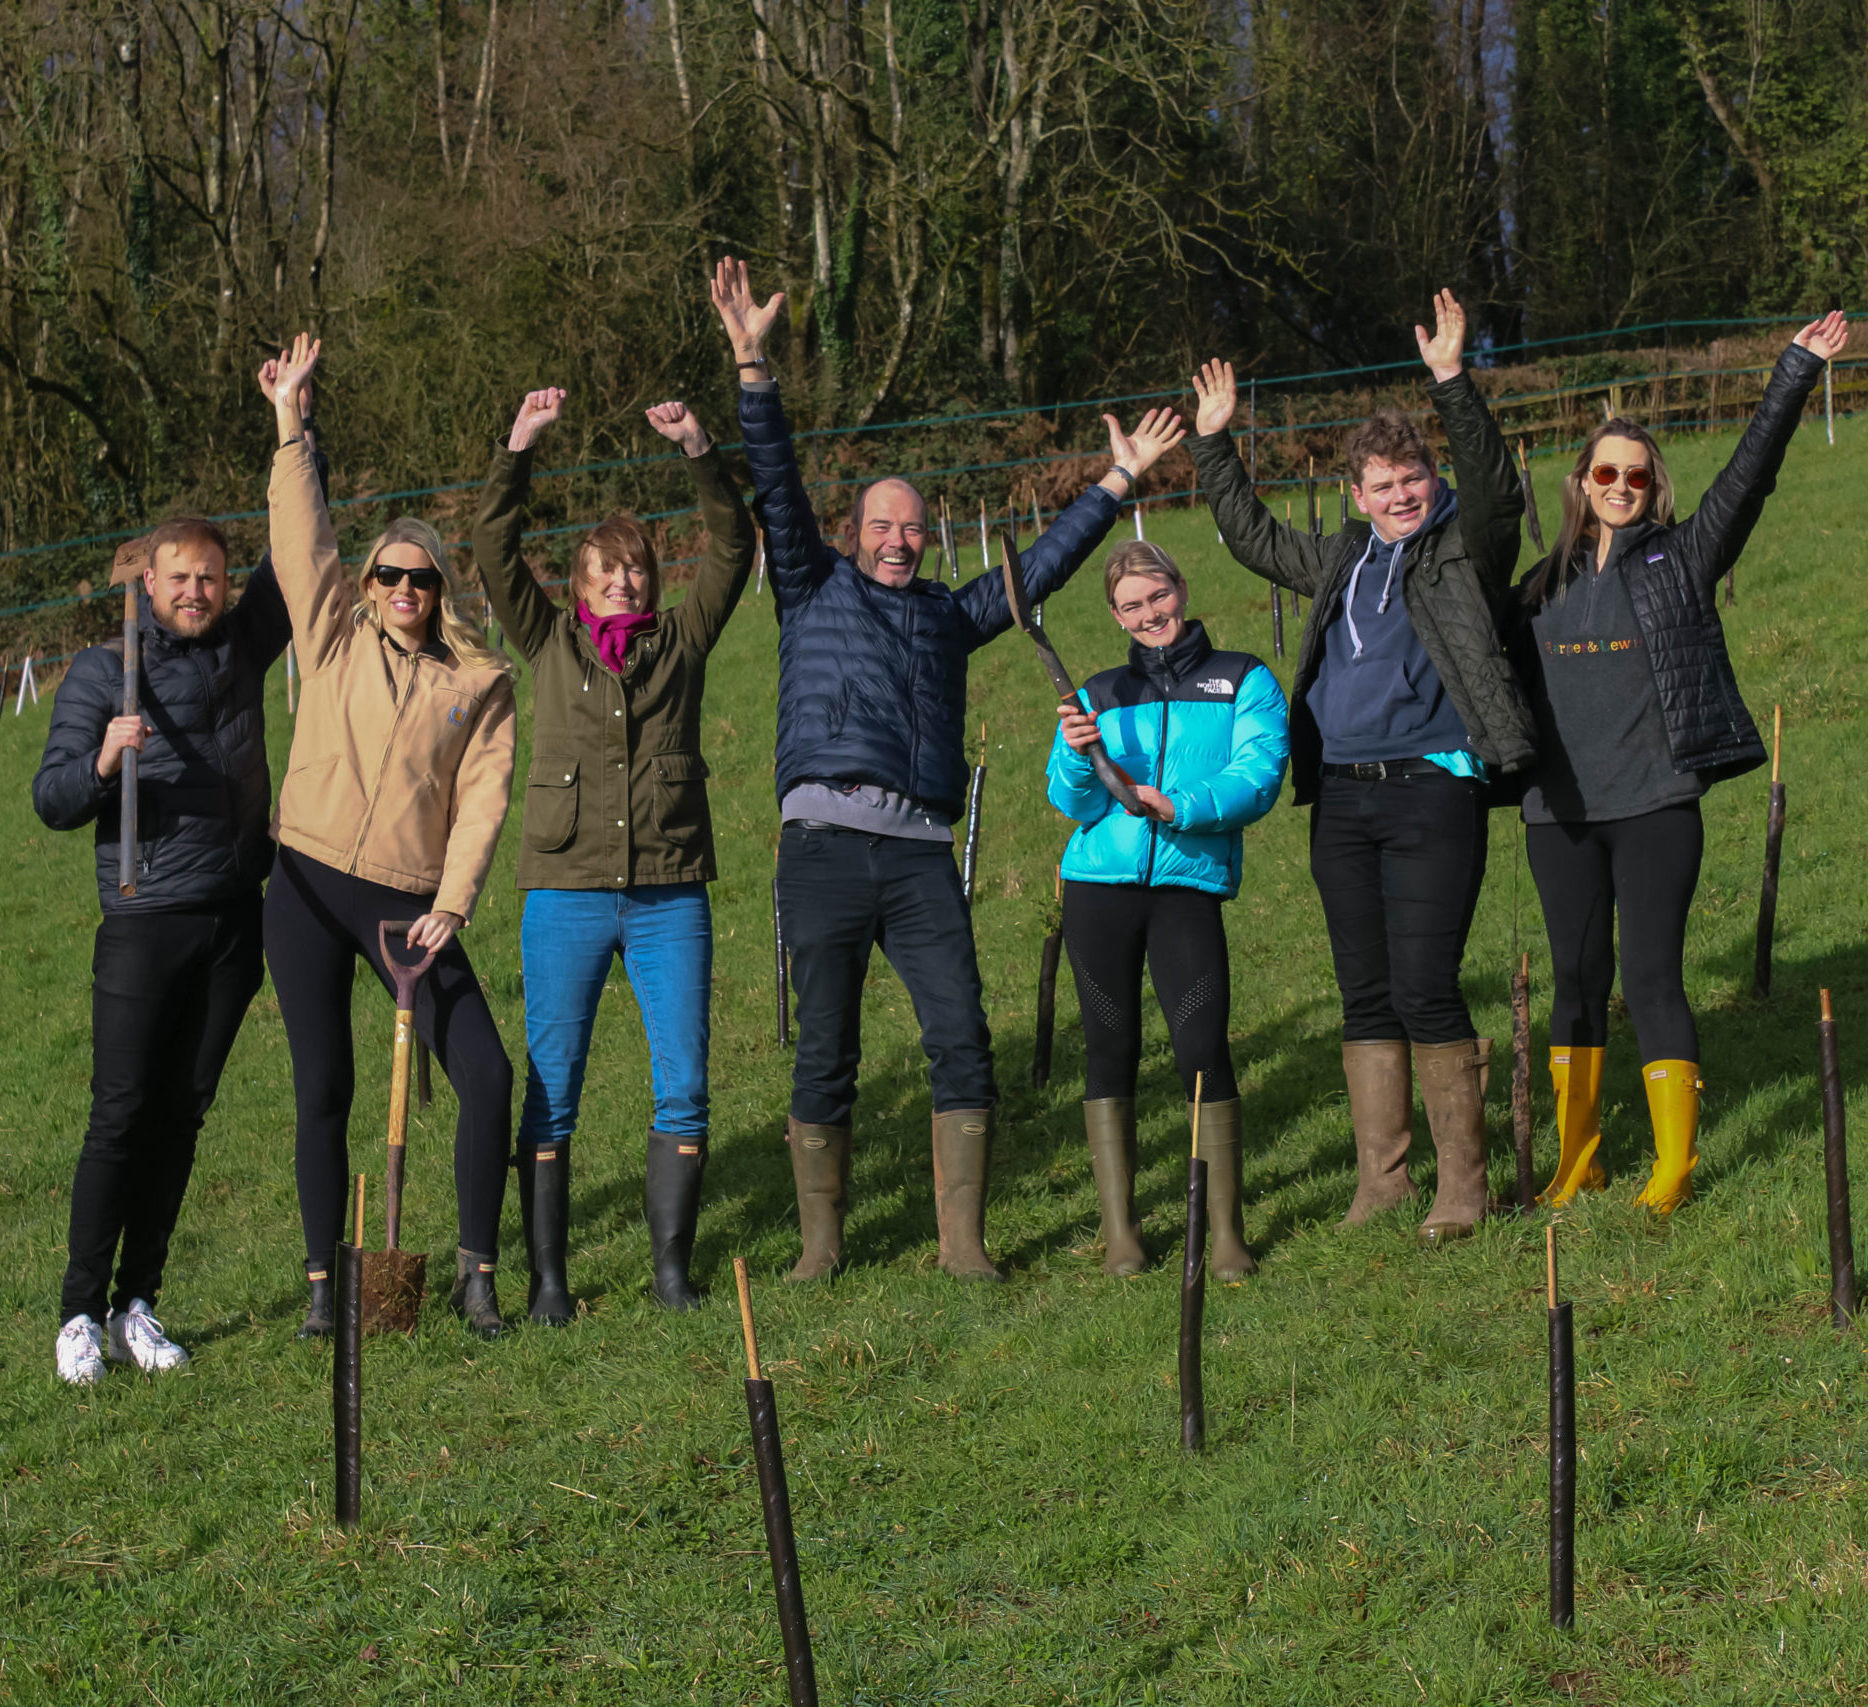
[776,823,995,1128]
[1526,802,1703,1061]
[1308,769,1488,1043]
[264,845,513,1274]
[1062,881,1238,1103]
[62,897,265,1324]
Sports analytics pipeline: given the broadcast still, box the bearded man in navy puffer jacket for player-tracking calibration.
[710,258,1186,1282]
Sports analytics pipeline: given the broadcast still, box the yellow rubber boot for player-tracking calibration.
[1633,1061,1701,1213]
[1538,1046,1607,1206]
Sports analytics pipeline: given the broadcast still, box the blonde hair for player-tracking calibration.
[1103,539,1185,604]
[353,517,513,675]
[1525,418,1677,609]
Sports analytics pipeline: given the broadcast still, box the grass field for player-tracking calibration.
[2,410,1866,1705]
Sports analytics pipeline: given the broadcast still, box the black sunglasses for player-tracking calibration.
[373,565,445,592]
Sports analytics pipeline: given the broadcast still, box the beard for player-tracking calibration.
[156,598,222,638]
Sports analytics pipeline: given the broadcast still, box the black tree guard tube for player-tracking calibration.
[773,868,791,1049]
[1181,1081,1208,1454]
[734,1260,819,1707]
[1032,930,1062,1089]
[1511,952,1534,1211]
[1753,706,1785,999]
[334,1192,364,1532]
[1819,989,1858,1327]
[1547,1228,1575,1629]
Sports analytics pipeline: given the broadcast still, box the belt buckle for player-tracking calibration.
[1359,761,1387,782]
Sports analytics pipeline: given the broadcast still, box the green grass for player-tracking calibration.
[3,415,1867,1705]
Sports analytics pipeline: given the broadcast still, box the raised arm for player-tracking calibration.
[954,408,1182,641]
[711,256,830,607]
[1416,290,1523,593]
[1188,360,1328,596]
[471,388,567,662]
[1670,314,1846,590]
[262,335,351,670]
[646,401,757,653]
[227,360,322,667]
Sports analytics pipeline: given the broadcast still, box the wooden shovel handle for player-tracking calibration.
[385,1007,415,1251]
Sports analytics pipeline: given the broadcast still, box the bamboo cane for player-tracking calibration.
[979,500,990,574]
[1180,1074,1208,1454]
[1818,990,1858,1326]
[1826,360,1835,446]
[1511,952,1534,1211]
[286,639,297,713]
[960,724,988,906]
[734,1259,820,1707]
[1752,706,1786,999]
[1547,1225,1575,1629]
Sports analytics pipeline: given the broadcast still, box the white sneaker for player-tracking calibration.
[56,1315,108,1386]
[106,1299,190,1373]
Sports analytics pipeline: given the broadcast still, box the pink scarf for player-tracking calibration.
[576,602,656,674]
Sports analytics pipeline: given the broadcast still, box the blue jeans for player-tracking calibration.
[518,885,713,1150]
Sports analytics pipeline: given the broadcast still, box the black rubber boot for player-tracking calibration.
[517,1145,573,1326]
[448,1248,506,1338]
[297,1264,335,1339]
[645,1132,704,1311]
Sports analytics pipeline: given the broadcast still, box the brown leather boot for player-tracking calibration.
[786,1119,850,1282]
[1414,1040,1491,1247]
[1084,1099,1145,1276]
[1189,1097,1256,1279]
[1339,1041,1416,1225]
[931,1109,1005,1282]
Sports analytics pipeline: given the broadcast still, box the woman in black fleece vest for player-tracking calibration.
[1507,312,1848,1215]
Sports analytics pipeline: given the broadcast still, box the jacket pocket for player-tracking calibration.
[651,751,710,847]
[525,755,580,853]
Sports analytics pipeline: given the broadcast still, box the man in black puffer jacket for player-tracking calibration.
[710,258,1185,1283]
[35,426,321,1383]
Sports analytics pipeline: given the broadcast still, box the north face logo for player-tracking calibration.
[1195,677,1234,695]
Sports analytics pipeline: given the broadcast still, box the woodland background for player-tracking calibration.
[2,0,1864,588]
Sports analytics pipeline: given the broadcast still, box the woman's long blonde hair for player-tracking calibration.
[353,517,513,675]
[1525,418,1677,609]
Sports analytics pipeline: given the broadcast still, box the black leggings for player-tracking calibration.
[1062,881,1237,1103]
[1525,802,1702,1062]
[264,845,513,1273]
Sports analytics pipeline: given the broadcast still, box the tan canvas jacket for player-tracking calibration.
[268,440,516,921]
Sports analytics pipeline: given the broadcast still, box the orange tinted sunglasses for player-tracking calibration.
[1589,462,1653,490]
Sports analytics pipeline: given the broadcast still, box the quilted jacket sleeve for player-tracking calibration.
[1430,370,1523,597]
[1189,431,1328,596]
[1045,689,1117,827]
[472,442,559,662]
[955,485,1120,646]
[31,647,119,831]
[1669,342,1824,591]
[737,384,836,612]
[1167,663,1290,834]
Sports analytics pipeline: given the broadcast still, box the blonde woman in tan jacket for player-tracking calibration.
[260,335,519,1339]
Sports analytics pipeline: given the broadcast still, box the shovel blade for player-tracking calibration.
[359,1248,428,1335]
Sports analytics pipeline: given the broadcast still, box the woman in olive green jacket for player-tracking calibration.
[472,389,755,1320]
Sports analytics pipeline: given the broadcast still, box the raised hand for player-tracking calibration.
[710,256,786,365]
[1105,407,1187,478]
[1191,359,1238,437]
[270,333,321,443]
[1414,289,1467,382]
[256,356,282,405]
[509,387,566,453]
[1793,311,1850,361]
[644,400,711,457]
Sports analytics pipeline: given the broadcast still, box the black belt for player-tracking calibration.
[1320,758,1447,781]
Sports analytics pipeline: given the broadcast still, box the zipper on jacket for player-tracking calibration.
[1141,693,1169,886]
[349,648,419,871]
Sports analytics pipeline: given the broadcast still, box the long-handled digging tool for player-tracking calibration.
[1819,990,1858,1327]
[734,1258,819,1707]
[1181,1076,1208,1454]
[1000,534,1150,817]
[1518,439,1547,555]
[109,538,149,896]
[359,922,436,1333]
[335,1174,365,1531]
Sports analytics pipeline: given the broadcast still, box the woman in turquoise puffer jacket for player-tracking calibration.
[1046,539,1289,1280]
